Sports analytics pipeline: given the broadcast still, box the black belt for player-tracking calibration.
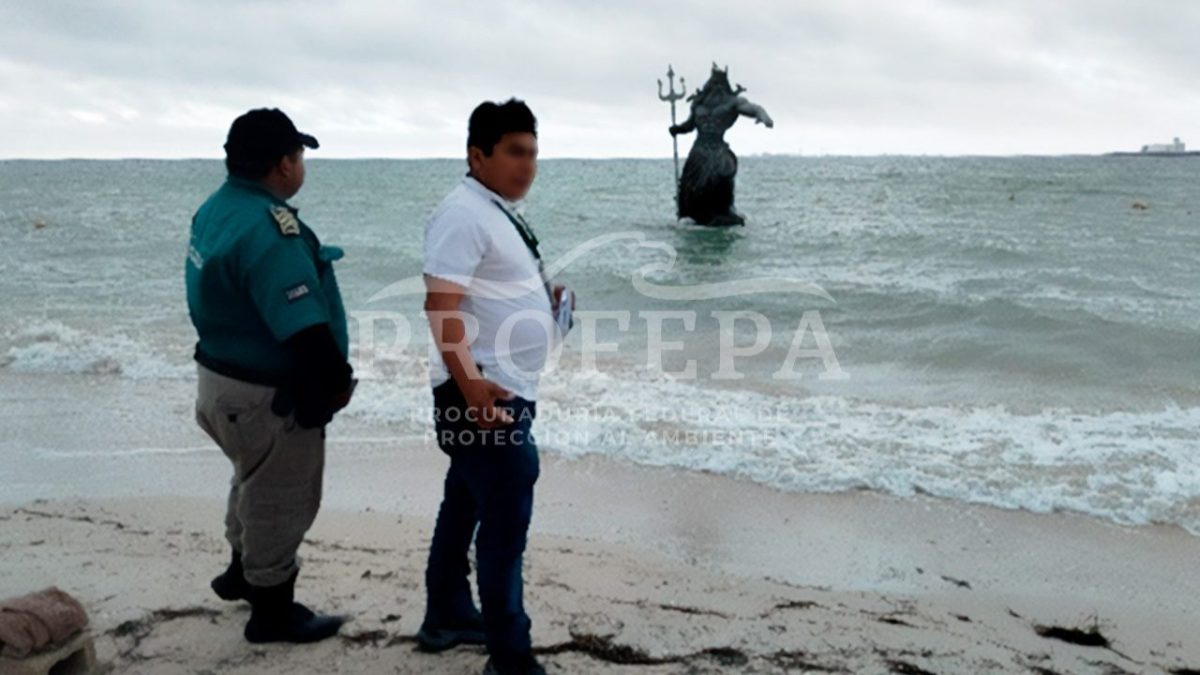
[194,345,285,388]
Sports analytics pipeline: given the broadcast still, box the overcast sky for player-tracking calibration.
[2,0,1198,158]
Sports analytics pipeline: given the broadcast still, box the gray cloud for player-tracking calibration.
[1,0,1197,157]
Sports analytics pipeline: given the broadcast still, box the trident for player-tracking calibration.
[657,64,685,191]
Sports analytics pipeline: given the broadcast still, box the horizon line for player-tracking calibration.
[0,152,1152,162]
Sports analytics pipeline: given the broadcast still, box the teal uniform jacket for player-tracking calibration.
[186,175,349,383]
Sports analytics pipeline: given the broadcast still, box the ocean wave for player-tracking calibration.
[541,372,1200,534]
[340,355,1200,535]
[831,291,1200,387]
[7,317,1198,536]
[1,320,193,380]
[32,445,213,459]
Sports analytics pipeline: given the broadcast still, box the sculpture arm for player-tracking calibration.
[670,114,697,136]
[736,97,774,128]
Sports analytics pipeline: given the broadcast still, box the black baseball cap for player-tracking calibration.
[224,108,319,163]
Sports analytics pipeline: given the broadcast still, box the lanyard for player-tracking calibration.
[491,199,541,260]
[491,199,554,304]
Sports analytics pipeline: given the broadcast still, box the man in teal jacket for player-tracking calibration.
[186,108,354,644]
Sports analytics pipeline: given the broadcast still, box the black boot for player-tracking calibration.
[211,549,251,602]
[243,571,344,644]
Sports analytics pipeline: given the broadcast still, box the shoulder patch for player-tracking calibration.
[270,205,300,236]
[284,283,311,303]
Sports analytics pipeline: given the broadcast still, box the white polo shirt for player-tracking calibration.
[423,175,555,401]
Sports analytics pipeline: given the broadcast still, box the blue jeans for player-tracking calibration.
[424,378,540,661]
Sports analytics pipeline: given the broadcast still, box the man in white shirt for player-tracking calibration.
[418,99,570,675]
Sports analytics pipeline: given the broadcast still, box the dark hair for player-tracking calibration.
[467,98,537,157]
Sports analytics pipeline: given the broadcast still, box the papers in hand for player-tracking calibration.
[554,287,575,336]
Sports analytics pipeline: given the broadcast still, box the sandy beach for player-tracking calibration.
[2,376,1198,674]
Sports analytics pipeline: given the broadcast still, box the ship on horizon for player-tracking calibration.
[1110,137,1200,156]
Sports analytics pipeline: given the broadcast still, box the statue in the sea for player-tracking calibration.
[669,64,774,226]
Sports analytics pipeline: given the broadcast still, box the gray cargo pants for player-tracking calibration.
[195,364,325,587]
